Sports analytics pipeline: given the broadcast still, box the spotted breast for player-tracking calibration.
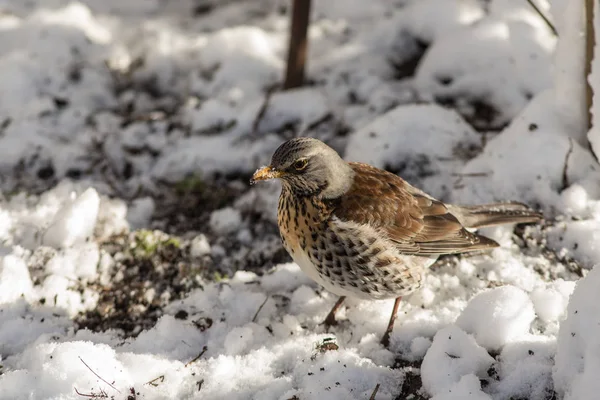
[277,187,432,300]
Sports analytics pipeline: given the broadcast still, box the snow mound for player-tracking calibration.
[554,265,600,400]
[456,286,535,351]
[345,104,480,196]
[421,325,494,396]
[43,188,100,249]
[491,334,555,400]
[452,91,599,208]
[547,220,600,269]
[431,374,492,400]
[0,255,33,304]
[530,280,576,324]
[400,0,484,44]
[209,207,242,235]
[415,9,554,129]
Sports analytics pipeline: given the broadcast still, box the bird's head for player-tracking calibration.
[250,137,354,198]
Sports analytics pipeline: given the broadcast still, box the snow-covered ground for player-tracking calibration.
[0,0,599,399]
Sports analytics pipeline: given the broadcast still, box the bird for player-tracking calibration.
[250,137,542,347]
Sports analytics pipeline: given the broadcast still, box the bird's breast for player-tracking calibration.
[277,190,324,257]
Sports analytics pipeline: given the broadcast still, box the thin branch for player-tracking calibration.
[252,296,269,322]
[79,357,121,394]
[561,138,574,191]
[251,87,277,134]
[145,375,165,387]
[525,0,558,36]
[185,345,208,367]
[450,172,490,177]
[74,387,108,398]
[369,383,381,400]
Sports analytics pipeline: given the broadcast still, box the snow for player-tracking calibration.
[431,374,492,400]
[345,104,481,197]
[126,197,156,230]
[414,4,555,130]
[43,188,100,249]
[530,280,575,324]
[0,0,598,399]
[553,264,600,400]
[190,234,212,258]
[457,286,536,351]
[421,325,494,396]
[547,219,600,268]
[492,335,556,400]
[209,207,243,235]
[551,0,588,144]
[589,0,600,155]
[452,90,599,208]
[0,255,33,304]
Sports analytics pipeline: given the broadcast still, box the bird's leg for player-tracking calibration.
[380,297,402,347]
[321,296,346,329]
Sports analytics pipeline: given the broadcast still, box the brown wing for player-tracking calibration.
[332,162,498,255]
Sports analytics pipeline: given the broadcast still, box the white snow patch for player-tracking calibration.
[530,280,576,324]
[126,197,155,230]
[209,207,242,235]
[190,234,211,258]
[415,12,554,128]
[43,188,100,249]
[554,265,600,400]
[547,220,600,268]
[421,325,494,396]
[345,104,480,196]
[0,254,33,304]
[491,334,555,400]
[452,91,599,207]
[456,286,535,351]
[431,374,492,400]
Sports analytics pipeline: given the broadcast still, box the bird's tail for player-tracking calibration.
[448,202,543,229]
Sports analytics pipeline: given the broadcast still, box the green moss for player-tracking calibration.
[174,173,206,196]
[131,230,181,258]
[212,271,228,282]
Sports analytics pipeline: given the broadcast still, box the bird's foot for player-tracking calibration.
[320,313,338,332]
[319,296,346,332]
[380,330,392,348]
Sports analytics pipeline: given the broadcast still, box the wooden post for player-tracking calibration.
[585,0,595,130]
[283,0,311,90]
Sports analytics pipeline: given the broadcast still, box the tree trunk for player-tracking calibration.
[585,0,595,130]
[283,0,311,90]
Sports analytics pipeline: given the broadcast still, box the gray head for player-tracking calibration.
[251,137,354,198]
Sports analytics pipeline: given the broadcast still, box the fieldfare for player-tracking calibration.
[251,137,542,347]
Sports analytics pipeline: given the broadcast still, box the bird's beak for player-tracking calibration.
[250,165,282,185]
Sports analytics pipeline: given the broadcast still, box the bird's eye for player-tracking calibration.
[293,158,308,171]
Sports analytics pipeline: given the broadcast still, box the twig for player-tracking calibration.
[525,0,558,36]
[299,113,333,136]
[369,383,381,400]
[561,138,574,191]
[74,387,108,398]
[251,86,278,134]
[185,345,208,367]
[145,375,165,387]
[79,357,121,394]
[450,172,490,177]
[252,296,269,322]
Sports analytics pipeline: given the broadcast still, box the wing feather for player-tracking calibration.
[332,162,498,256]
